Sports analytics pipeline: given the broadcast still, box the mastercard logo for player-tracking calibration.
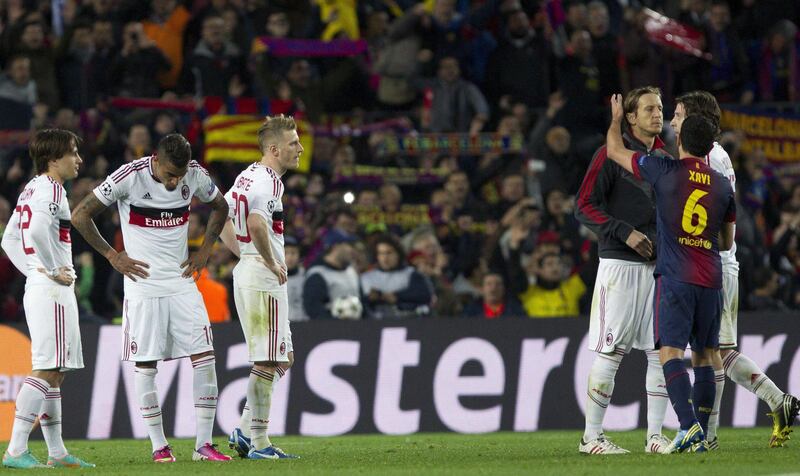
[0,325,32,442]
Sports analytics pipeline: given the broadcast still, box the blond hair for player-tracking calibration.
[257,114,297,154]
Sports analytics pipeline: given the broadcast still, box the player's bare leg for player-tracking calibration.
[720,348,800,447]
[189,351,230,461]
[579,350,630,454]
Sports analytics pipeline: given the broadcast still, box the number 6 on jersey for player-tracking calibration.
[682,189,708,236]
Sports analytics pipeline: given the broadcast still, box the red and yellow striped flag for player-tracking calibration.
[203,115,314,173]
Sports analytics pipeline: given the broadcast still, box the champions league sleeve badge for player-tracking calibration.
[100,181,113,198]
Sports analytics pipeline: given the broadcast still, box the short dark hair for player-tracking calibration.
[676,91,721,136]
[157,133,191,168]
[679,115,716,158]
[30,129,81,174]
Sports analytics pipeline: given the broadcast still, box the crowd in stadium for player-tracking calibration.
[0,0,799,322]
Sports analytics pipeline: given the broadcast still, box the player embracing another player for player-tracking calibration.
[606,93,736,453]
[72,134,232,463]
[220,114,302,460]
[671,91,799,449]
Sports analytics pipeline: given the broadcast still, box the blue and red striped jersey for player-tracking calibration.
[631,153,736,289]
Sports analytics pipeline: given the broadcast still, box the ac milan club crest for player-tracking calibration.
[130,341,138,354]
[181,184,190,200]
[280,342,286,355]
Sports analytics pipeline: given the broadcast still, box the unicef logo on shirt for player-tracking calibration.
[181,184,190,200]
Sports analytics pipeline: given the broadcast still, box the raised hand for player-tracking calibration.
[610,93,624,123]
[109,250,150,281]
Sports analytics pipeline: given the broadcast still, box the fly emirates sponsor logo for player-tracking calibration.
[144,212,187,228]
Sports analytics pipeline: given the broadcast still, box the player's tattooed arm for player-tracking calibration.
[181,192,228,278]
[606,94,636,174]
[73,194,150,281]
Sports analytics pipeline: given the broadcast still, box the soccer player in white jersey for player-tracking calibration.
[72,134,232,463]
[219,115,302,460]
[672,91,800,448]
[1,130,94,469]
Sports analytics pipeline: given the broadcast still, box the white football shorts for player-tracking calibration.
[588,258,656,354]
[121,291,214,361]
[233,280,292,363]
[24,283,84,371]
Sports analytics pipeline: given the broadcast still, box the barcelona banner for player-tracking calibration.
[721,106,800,170]
[203,115,314,172]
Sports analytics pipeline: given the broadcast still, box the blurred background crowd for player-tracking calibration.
[0,0,799,322]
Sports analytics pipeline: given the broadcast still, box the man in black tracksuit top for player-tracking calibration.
[574,87,674,455]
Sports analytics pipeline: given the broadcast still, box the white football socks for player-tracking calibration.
[645,350,669,437]
[723,350,784,411]
[707,369,725,440]
[248,367,275,450]
[40,387,68,458]
[134,367,168,452]
[584,351,623,442]
[7,377,48,456]
[192,356,219,449]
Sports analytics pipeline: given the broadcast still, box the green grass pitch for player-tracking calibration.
[17,428,799,475]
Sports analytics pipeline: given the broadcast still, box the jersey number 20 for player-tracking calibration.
[682,189,708,236]
[231,192,251,243]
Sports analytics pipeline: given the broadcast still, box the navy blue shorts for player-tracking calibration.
[653,276,722,350]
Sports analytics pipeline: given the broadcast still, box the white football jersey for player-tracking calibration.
[1,175,74,286]
[93,156,219,297]
[706,142,738,273]
[225,163,285,288]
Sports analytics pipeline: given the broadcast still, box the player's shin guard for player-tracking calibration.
[692,366,716,435]
[40,388,67,459]
[663,359,697,430]
[7,377,48,456]
[707,369,725,441]
[645,350,668,436]
[248,367,275,450]
[134,367,168,452]
[583,351,623,441]
[723,350,784,411]
[192,356,219,449]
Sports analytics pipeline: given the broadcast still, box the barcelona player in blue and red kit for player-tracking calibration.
[604,94,736,453]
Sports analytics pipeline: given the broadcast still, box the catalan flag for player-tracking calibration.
[203,115,314,173]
